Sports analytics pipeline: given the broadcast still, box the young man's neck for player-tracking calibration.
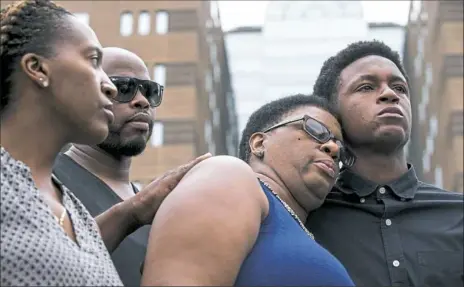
[65,144,131,182]
[349,148,409,184]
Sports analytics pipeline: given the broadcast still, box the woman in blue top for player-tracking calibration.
[142,94,356,286]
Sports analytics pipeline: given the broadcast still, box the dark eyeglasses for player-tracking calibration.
[262,115,356,168]
[109,76,164,108]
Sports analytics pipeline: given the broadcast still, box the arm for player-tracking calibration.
[141,156,268,286]
[95,153,211,253]
[94,201,139,253]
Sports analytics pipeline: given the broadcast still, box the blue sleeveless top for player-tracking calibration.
[235,182,354,286]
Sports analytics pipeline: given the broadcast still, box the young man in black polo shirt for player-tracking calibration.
[306,41,463,287]
[53,47,209,286]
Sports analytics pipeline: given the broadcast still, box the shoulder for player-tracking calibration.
[171,155,268,216]
[184,155,255,181]
[417,181,464,199]
[1,147,36,203]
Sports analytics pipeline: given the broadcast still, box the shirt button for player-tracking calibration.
[393,260,400,267]
[379,187,386,194]
[360,198,366,203]
[385,219,392,226]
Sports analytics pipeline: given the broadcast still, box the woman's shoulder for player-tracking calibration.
[184,155,256,181]
[176,155,268,216]
[1,147,37,204]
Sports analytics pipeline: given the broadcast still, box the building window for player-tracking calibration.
[138,11,151,36]
[206,34,214,46]
[409,0,422,22]
[206,19,213,29]
[429,115,438,138]
[209,91,216,111]
[205,71,213,93]
[418,102,425,124]
[425,63,433,86]
[154,64,166,86]
[213,62,221,83]
[210,1,220,27]
[425,136,435,155]
[155,11,169,35]
[209,43,217,62]
[150,122,164,147]
[74,12,89,25]
[213,108,220,128]
[120,11,134,36]
[434,166,443,189]
[204,120,215,155]
[422,153,431,173]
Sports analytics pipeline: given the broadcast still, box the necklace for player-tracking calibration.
[55,206,67,227]
[259,179,315,240]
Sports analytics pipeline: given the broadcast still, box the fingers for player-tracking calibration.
[183,153,212,170]
[132,153,213,225]
[149,153,212,185]
[175,153,212,180]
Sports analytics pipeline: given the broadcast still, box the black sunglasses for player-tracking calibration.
[262,115,356,168]
[109,76,164,108]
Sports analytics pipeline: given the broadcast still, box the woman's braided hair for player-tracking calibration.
[0,0,71,114]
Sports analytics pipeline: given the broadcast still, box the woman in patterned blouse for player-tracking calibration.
[0,1,208,285]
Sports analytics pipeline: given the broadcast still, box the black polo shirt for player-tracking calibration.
[53,154,150,287]
[306,164,463,287]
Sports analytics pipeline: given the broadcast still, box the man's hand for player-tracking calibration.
[126,153,212,227]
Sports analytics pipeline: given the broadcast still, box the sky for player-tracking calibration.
[218,1,412,31]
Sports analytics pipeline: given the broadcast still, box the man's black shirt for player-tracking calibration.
[53,153,150,286]
[306,165,463,287]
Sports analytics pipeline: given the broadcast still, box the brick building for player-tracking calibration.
[403,1,463,192]
[1,0,239,186]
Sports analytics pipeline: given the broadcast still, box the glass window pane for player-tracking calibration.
[154,64,166,86]
[150,122,164,147]
[156,11,169,35]
[120,12,133,36]
[138,11,151,36]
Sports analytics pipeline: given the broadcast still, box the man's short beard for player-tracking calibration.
[97,131,148,158]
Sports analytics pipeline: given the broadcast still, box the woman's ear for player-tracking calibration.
[20,53,51,88]
[249,132,266,159]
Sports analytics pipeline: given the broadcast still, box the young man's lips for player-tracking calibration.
[378,107,404,118]
[378,112,404,118]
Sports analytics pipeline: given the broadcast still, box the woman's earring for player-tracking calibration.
[256,151,264,159]
[40,78,48,88]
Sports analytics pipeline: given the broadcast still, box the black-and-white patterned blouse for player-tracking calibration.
[0,147,123,286]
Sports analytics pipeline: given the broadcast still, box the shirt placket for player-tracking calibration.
[378,186,410,287]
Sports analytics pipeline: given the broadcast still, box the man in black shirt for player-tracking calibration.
[306,40,463,287]
[53,47,209,286]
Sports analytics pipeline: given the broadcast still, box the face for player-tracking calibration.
[254,106,343,211]
[337,55,411,153]
[97,48,155,157]
[41,15,117,145]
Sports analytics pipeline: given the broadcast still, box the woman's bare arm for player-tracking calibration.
[141,156,268,286]
[94,153,211,253]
